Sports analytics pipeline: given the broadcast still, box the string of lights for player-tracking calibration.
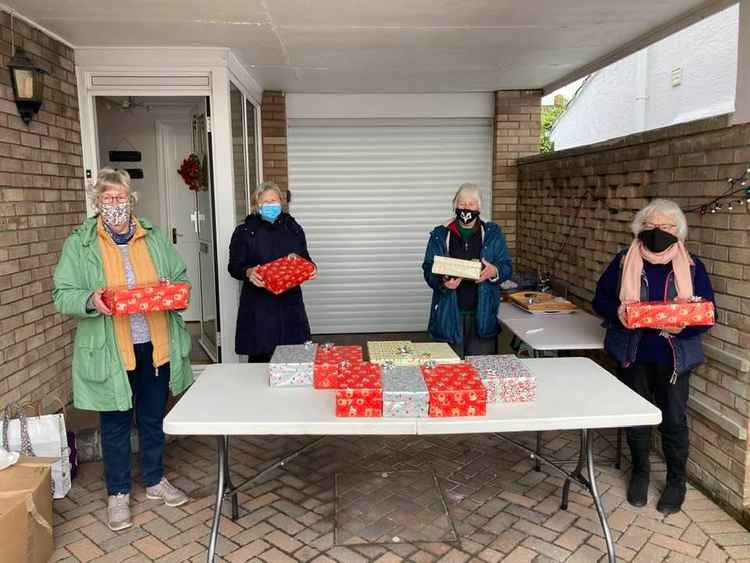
[683,164,750,215]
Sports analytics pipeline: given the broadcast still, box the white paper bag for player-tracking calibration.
[2,404,72,499]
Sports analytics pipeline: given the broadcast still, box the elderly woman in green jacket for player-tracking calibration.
[53,168,192,532]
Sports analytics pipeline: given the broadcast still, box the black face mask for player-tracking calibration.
[638,228,678,253]
[455,208,480,225]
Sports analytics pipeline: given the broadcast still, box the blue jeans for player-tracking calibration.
[100,343,171,495]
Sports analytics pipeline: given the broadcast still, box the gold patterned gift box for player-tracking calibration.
[431,256,482,280]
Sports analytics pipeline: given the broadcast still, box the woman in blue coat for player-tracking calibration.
[593,198,714,514]
[228,182,316,362]
[422,183,512,358]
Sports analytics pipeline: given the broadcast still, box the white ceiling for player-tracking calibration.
[8,0,735,93]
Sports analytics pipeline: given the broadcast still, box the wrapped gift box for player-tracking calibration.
[624,299,715,329]
[431,256,482,280]
[467,355,536,403]
[381,365,429,418]
[255,255,315,295]
[314,344,364,388]
[367,340,422,366]
[268,342,318,387]
[410,343,461,364]
[335,362,383,417]
[102,281,190,315]
[420,363,487,417]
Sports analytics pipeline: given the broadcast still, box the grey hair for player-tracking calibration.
[87,168,138,212]
[452,182,482,209]
[251,181,287,214]
[631,198,688,240]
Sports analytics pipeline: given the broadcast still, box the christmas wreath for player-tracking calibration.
[177,153,203,191]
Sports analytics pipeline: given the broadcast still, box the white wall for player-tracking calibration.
[95,100,194,225]
[551,4,738,150]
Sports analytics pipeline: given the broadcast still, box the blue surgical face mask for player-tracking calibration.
[259,202,282,223]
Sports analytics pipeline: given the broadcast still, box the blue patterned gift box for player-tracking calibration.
[268,342,318,387]
[381,365,429,417]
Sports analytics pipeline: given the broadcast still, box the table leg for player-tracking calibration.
[616,428,623,470]
[223,436,239,521]
[561,431,585,511]
[584,429,616,563]
[533,431,542,472]
[207,435,226,563]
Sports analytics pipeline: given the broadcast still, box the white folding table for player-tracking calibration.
[497,302,606,355]
[164,358,660,563]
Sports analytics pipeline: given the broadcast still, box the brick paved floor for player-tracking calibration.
[51,430,750,562]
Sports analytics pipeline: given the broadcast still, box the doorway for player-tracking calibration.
[94,95,219,364]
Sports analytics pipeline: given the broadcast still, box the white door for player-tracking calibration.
[194,100,220,361]
[156,120,200,322]
[288,120,493,334]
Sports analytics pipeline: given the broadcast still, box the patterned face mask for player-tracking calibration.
[100,202,132,227]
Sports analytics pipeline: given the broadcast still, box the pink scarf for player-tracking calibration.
[619,239,694,303]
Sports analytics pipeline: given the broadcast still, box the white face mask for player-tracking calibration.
[100,202,132,227]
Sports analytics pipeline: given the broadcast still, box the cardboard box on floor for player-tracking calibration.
[0,456,57,563]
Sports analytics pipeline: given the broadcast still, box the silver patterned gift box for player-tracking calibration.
[466,354,536,403]
[268,342,318,387]
[381,365,429,417]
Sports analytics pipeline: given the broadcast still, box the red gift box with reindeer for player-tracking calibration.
[420,363,487,417]
[624,298,715,329]
[102,281,190,315]
[255,255,315,295]
[334,362,383,417]
[314,344,364,388]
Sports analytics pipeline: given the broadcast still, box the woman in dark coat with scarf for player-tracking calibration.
[593,198,713,515]
[228,182,316,362]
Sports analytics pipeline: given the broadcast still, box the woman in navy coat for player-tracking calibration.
[228,182,316,362]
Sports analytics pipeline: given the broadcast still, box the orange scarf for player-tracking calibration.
[619,239,694,303]
[97,217,170,371]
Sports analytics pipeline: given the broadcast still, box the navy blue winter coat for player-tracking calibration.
[228,213,313,356]
[422,221,512,344]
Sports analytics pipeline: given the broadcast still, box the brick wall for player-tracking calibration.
[492,90,542,254]
[0,12,85,410]
[261,91,288,196]
[516,114,750,517]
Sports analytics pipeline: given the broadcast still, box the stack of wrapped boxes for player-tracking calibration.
[267,342,536,417]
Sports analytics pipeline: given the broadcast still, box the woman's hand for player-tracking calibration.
[662,327,684,336]
[246,266,265,288]
[91,288,112,316]
[617,302,631,326]
[443,276,461,290]
[476,258,498,283]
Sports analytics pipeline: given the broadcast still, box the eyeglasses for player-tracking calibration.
[100,194,130,204]
[643,222,677,232]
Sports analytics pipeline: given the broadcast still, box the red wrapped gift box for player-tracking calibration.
[420,363,487,417]
[255,255,315,295]
[102,281,190,315]
[314,345,364,388]
[624,299,715,329]
[335,362,383,417]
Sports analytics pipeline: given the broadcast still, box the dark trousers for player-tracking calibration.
[450,311,497,359]
[100,343,171,495]
[620,363,690,483]
[248,353,272,363]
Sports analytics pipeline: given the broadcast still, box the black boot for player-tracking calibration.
[627,436,650,508]
[657,479,686,514]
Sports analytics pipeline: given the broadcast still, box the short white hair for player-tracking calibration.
[452,182,482,209]
[87,168,138,212]
[251,181,288,214]
[631,198,688,240]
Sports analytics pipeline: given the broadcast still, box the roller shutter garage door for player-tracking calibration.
[287,119,492,334]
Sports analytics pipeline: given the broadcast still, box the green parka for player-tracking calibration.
[53,217,193,411]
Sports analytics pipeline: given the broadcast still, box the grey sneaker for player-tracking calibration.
[146,477,189,507]
[107,493,132,531]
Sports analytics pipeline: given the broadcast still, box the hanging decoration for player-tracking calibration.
[683,164,750,216]
[177,153,204,192]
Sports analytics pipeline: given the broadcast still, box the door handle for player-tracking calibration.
[172,228,182,244]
